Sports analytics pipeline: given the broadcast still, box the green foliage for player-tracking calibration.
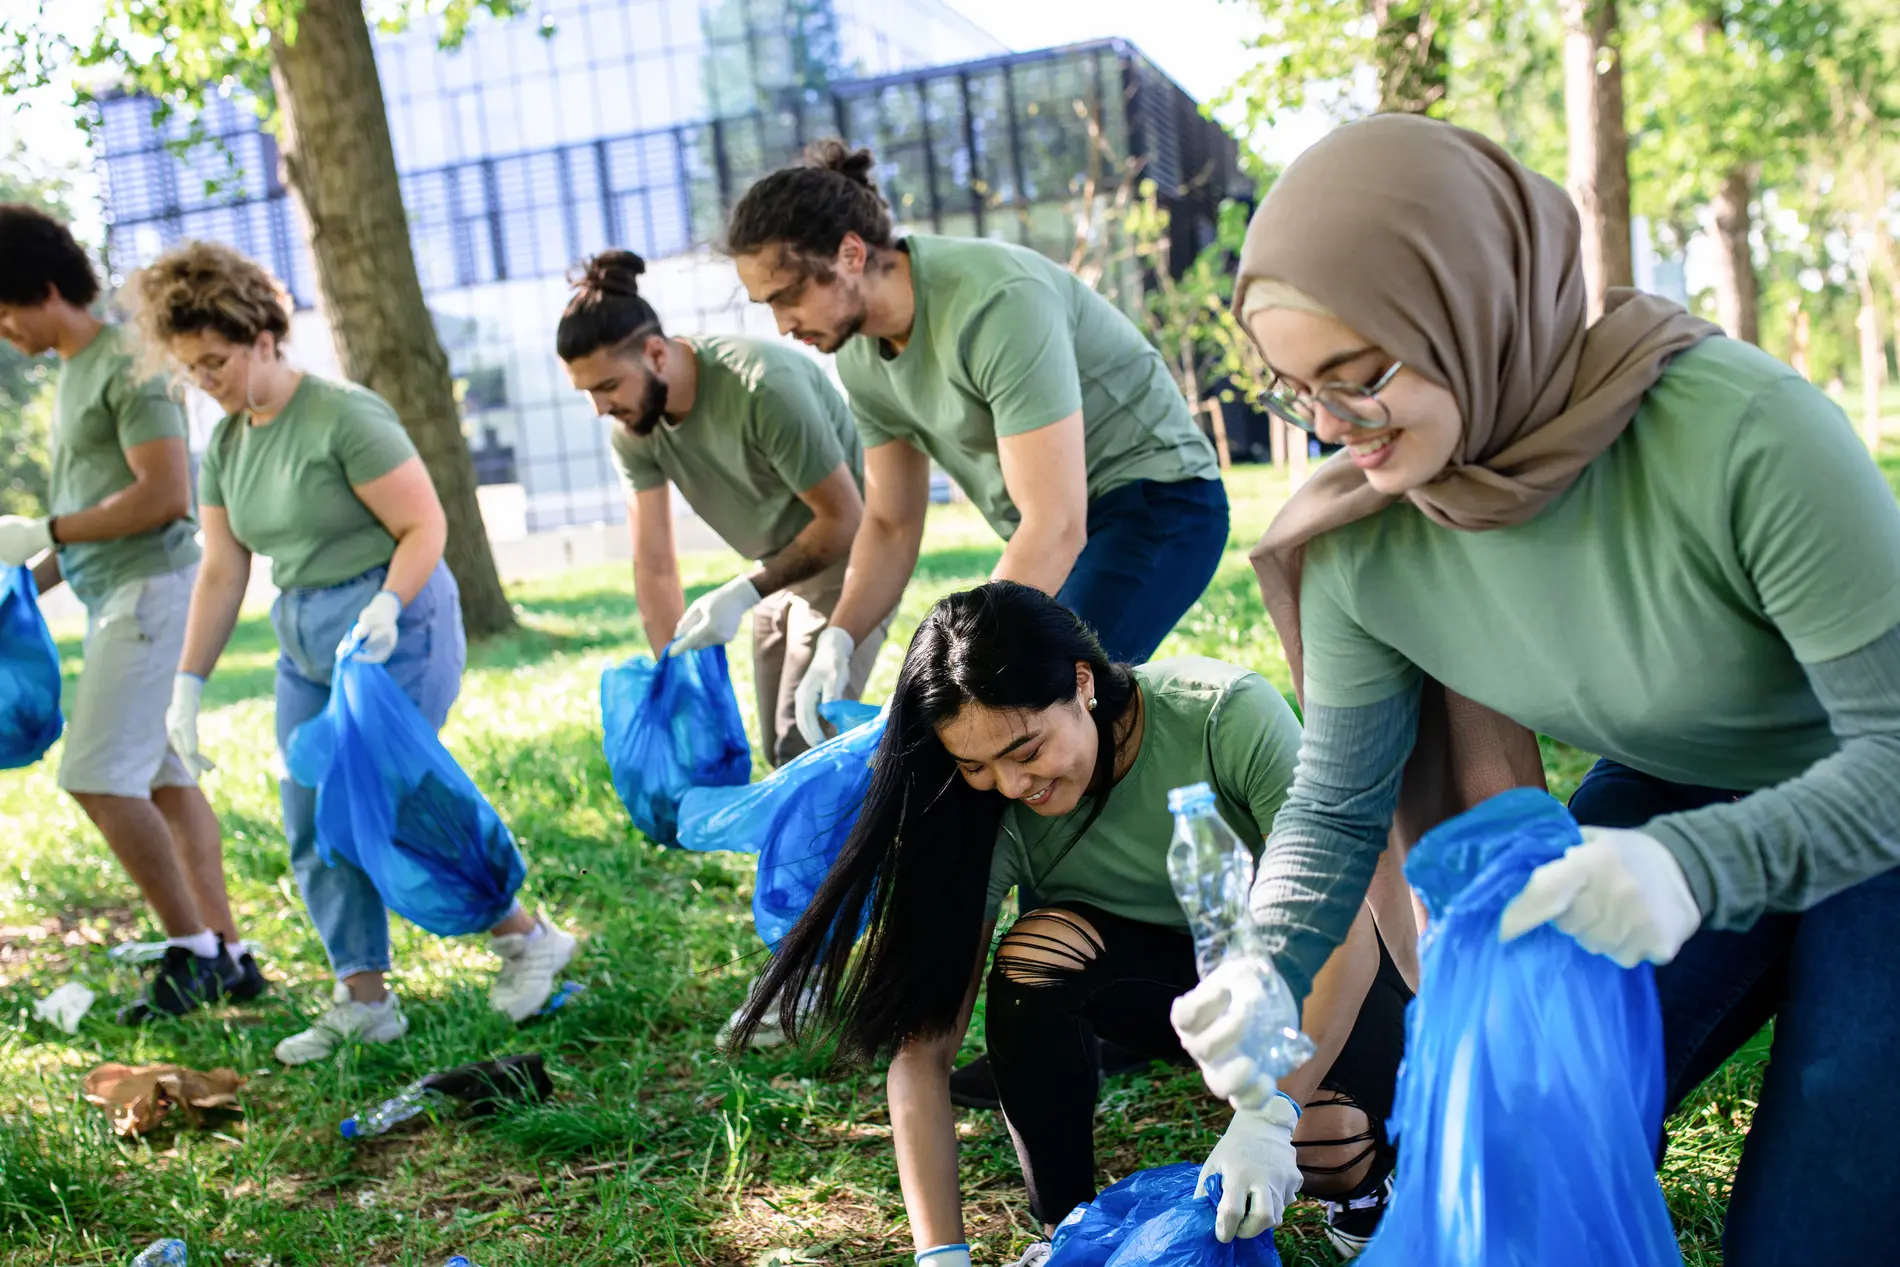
[0,1,530,164]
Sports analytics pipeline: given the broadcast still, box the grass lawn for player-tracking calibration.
[0,463,1760,1266]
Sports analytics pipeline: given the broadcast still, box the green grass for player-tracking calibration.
[0,465,1749,1265]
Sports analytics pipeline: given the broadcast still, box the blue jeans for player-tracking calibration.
[1569,758,1900,1264]
[272,562,466,980]
[1055,477,1229,665]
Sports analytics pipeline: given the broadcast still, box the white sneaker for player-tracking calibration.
[1007,1243,1053,1267]
[489,921,577,1021]
[716,981,819,1050]
[274,984,409,1065]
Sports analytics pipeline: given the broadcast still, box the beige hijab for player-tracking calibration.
[1241,114,1721,846]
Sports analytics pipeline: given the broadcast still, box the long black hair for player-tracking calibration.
[723,139,896,276]
[556,249,663,362]
[729,582,1139,1062]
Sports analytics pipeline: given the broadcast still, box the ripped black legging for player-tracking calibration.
[985,902,1412,1227]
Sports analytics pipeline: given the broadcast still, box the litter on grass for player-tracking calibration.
[33,982,96,1033]
[83,1064,246,1137]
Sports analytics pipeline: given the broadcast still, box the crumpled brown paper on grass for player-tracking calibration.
[82,1062,247,1136]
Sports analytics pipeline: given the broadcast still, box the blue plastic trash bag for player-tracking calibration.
[675,702,885,949]
[1360,788,1680,1267]
[285,650,526,937]
[1047,1162,1281,1267]
[599,644,751,845]
[0,564,62,769]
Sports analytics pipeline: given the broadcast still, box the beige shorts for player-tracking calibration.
[59,567,197,798]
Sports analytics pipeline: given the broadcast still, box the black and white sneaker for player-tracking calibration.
[116,946,226,1025]
[216,936,268,1002]
[1321,1173,1394,1259]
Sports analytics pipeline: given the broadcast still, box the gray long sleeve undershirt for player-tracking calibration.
[1249,621,1900,1005]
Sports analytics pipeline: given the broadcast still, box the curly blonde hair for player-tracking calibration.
[129,240,292,378]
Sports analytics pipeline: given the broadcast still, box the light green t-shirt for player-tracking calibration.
[610,335,862,561]
[197,375,417,592]
[984,657,1303,930]
[1298,336,1900,791]
[49,324,201,603]
[838,235,1221,540]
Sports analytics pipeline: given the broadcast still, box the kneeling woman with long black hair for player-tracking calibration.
[731,583,1412,1264]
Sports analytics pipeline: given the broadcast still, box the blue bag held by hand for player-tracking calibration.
[1047,1162,1281,1267]
[0,564,62,769]
[600,644,751,846]
[675,701,884,949]
[286,649,526,937]
[1361,788,1680,1267]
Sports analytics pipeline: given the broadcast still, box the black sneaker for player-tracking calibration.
[1321,1173,1394,1259]
[216,938,268,1002]
[116,946,226,1025]
[948,1053,1002,1110]
[949,1041,1159,1111]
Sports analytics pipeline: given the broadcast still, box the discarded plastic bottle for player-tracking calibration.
[443,1258,477,1267]
[1166,782,1315,1080]
[339,1082,446,1140]
[130,1241,187,1266]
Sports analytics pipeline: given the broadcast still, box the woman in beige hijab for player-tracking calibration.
[1172,114,1900,1261]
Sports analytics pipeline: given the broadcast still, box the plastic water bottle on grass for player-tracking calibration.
[340,1081,447,1139]
[130,1241,187,1266]
[1167,782,1315,1081]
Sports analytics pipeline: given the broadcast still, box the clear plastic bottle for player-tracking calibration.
[130,1241,187,1267]
[339,1082,447,1140]
[1167,781,1315,1080]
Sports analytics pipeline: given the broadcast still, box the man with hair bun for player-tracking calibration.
[725,141,1229,748]
[0,204,265,1023]
[557,249,888,768]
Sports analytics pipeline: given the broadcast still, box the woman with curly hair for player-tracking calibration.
[133,241,574,1065]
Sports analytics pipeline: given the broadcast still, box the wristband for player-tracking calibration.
[1274,1089,1302,1121]
[45,516,60,546]
[915,1245,970,1264]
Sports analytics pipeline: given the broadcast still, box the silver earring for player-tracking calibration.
[1086,697,1098,711]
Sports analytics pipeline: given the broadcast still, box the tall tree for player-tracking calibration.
[1624,0,1842,347]
[1,0,521,637]
[1561,0,1633,318]
[1219,0,1472,128]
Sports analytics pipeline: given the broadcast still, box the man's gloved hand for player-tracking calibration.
[670,575,762,654]
[0,516,52,567]
[1498,825,1702,967]
[344,590,403,664]
[793,625,856,748]
[1171,957,1288,1112]
[166,673,215,777]
[1197,1093,1302,1243]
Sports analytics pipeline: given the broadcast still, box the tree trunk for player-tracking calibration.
[1709,165,1760,345]
[1857,268,1885,451]
[267,0,515,638]
[1561,0,1633,320]
[1368,0,1449,116]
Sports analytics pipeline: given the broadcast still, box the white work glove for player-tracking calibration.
[670,575,762,654]
[0,515,52,567]
[343,590,403,664]
[1172,957,1297,1112]
[1198,1094,1302,1243]
[166,673,215,776]
[794,625,856,748]
[1498,825,1703,967]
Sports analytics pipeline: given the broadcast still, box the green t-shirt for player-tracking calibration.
[838,235,1221,540]
[610,335,862,561]
[49,324,201,603]
[198,375,418,592]
[984,657,1303,930]
[1298,336,1900,791]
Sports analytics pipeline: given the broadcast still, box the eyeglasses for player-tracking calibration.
[1263,361,1404,434]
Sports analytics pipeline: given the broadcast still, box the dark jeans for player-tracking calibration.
[1569,759,1900,1265]
[1055,477,1229,665]
[986,902,1411,1226]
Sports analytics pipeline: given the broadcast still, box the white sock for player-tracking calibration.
[168,929,221,960]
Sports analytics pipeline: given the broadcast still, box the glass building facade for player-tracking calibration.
[97,2,1249,530]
